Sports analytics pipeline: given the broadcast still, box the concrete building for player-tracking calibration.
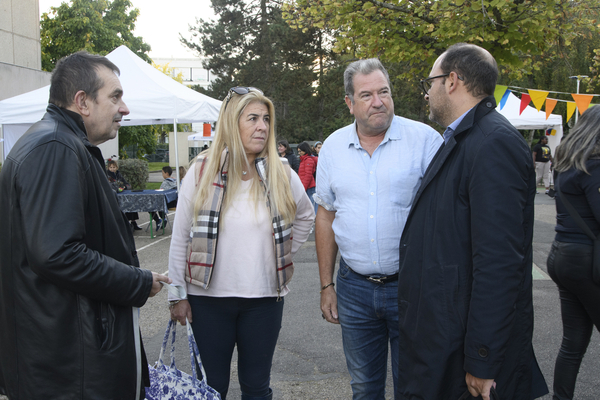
[152,57,215,89]
[0,0,51,160]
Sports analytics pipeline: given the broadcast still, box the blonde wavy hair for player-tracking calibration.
[192,88,297,223]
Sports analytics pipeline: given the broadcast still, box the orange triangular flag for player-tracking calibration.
[545,98,557,120]
[566,102,577,122]
[571,94,594,115]
[529,89,549,111]
[519,93,531,115]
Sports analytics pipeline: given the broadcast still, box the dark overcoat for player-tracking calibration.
[0,105,153,399]
[397,97,548,399]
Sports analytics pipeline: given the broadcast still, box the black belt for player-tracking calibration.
[347,265,398,284]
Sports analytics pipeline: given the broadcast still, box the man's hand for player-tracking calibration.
[170,300,192,325]
[320,287,339,324]
[149,272,172,297]
[466,372,495,400]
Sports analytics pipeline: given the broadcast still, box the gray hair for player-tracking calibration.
[555,106,600,174]
[344,58,392,103]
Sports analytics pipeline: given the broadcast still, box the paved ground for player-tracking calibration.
[2,186,598,400]
[131,186,600,399]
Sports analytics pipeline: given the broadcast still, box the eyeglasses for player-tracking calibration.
[419,73,463,95]
[223,86,263,111]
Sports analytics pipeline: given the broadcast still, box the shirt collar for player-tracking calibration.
[443,108,472,143]
[347,116,400,149]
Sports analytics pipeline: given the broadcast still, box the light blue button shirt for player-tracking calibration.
[443,109,471,143]
[314,115,443,275]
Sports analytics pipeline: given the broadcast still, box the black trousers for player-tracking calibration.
[547,240,600,400]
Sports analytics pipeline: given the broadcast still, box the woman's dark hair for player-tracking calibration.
[278,139,292,155]
[297,141,312,155]
[107,160,118,168]
[440,43,498,98]
[49,51,121,108]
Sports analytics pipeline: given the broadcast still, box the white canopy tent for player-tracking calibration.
[497,92,563,154]
[0,45,222,186]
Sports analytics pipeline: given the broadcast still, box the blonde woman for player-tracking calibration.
[168,87,315,400]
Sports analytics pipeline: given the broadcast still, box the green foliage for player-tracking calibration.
[118,158,149,190]
[283,0,598,81]
[40,0,151,71]
[118,125,157,159]
[183,0,350,142]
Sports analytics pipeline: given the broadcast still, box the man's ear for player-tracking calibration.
[447,72,461,94]
[72,90,91,116]
[345,95,354,115]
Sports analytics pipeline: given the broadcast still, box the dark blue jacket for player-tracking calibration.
[397,97,548,399]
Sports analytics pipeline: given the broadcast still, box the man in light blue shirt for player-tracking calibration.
[315,58,442,399]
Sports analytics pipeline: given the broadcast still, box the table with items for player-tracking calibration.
[116,189,177,238]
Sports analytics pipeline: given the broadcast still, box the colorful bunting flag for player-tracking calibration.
[545,98,557,120]
[519,94,531,115]
[494,85,508,107]
[529,90,549,112]
[545,128,556,136]
[571,94,594,115]
[566,102,577,122]
[499,90,510,109]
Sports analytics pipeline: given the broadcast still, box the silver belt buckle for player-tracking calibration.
[366,276,385,284]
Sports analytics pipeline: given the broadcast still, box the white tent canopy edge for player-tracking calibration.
[0,46,222,187]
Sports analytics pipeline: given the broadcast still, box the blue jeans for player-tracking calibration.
[188,296,283,400]
[336,258,399,399]
[306,186,318,215]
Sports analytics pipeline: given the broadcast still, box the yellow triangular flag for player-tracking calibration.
[566,102,577,122]
[572,94,594,115]
[545,98,557,120]
[494,85,508,106]
[529,89,549,112]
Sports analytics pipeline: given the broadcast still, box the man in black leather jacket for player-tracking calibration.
[0,51,171,399]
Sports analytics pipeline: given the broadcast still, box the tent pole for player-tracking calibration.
[173,119,180,192]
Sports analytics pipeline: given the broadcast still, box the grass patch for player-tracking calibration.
[146,182,162,190]
[148,162,169,172]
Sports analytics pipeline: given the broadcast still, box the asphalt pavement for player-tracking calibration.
[130,185,600,400]
[2,185,597,400]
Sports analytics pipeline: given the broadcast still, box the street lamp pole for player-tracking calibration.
[569,75,589,123]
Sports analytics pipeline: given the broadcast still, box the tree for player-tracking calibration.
[40,0,151,71]
[182,0,351,142]
[283,0,598,80]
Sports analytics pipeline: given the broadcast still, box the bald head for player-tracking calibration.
[439,43,498,99]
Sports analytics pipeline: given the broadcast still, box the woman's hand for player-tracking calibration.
[170,299,193,325]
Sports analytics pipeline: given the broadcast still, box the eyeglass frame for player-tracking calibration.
[223,86,264,112]
[419,73,463,95]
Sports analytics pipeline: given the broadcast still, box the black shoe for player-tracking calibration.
[156,219,163,230]
[131,221,142,231]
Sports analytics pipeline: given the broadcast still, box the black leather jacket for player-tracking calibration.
[0,105,153,399]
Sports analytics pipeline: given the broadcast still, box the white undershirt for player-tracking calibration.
[168,159,315,299]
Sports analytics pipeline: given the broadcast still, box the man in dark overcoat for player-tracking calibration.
[0,51,171,399]
[397,43,548,400]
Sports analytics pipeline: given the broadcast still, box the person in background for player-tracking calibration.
[313,141,322,156]
[0,51,170,400]
[315,58,442,399]
[547,105,600,400]
[152,166,177,230]
[533,135,554,196]
[107,159,141,230]
[297,141,318,215]
[277,138,300,173]
[398,43,547,400]
[179,165,187,185]
[168,86,315,400]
